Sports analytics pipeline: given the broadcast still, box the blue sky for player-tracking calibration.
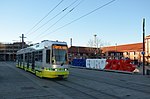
[0,0,150,47]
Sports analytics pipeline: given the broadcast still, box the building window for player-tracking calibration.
[134,57,136,60]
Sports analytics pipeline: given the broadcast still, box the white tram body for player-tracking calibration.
[16,40,69,78]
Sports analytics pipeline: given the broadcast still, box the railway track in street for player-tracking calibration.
[53,78,121,99]
[1,62,150,99]
[70,73,150,95]
[70,69,150,94]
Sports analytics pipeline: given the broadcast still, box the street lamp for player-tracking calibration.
[94,34,97,48]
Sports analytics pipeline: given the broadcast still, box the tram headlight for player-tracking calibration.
[65,68,68,71]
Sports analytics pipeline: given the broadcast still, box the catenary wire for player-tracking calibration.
[34,0,116,40]
[51,0,116,33]
[29,0,79,36]
[32,0,84,41]
[26,0,64,36]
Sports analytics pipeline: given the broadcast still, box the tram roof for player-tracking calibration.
[17,40,67,54]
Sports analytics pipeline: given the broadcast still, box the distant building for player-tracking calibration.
[68,35,150,64]
[145,35,150,63]
[68,46,102,61]
[101,43,142,64]
[102,35,150,64]
[0,42,28,61]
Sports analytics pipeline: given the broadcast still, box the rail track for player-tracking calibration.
[70,70,150,94]
[2,62,150,99]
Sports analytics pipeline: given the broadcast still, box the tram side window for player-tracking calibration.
[28,53,32,63]
[46,50,50,63]
[25,53,27,62]
[21,54,23,62]
[39,51,42,62]
[35,51,38,61]
[18,55,21,62]
[35,51,43,62]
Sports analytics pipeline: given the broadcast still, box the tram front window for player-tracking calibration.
[52,45,67,65]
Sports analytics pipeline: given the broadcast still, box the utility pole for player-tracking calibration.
[143,18,145,75]
[20,34,26,49]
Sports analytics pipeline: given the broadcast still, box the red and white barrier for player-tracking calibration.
[86,59,136,72]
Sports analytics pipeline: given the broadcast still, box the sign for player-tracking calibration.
[141,51,145,55]
[52,45,67,49]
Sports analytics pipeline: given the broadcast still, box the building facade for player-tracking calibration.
[68,46,102,62]
[101,43,142,64]
[145,35,150,63]
[0,42,27,61]
[68,35,150,65]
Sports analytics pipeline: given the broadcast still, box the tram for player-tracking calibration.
[16,40,69,78]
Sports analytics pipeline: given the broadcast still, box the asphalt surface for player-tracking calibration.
[0,62,150,99]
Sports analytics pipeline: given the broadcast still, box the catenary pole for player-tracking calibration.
[143,18,145,75]
[20,34,26,49]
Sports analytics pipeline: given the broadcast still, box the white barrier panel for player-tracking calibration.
[86,59,95,68]
[99,59,106,69]
[86,59,106,69]
[86,59,90,68]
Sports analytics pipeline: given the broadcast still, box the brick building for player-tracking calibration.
[68,35,150,64]
[102,35,150,64]
[68,46,102,61]
[101,43,142,64]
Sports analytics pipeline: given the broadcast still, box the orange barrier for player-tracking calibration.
[104,59,136,72]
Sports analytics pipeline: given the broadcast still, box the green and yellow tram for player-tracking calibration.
[16,40,69,78]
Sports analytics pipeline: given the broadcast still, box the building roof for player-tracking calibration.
[102,43,143,53]
[146,35,150,39]
[68,46,98,54]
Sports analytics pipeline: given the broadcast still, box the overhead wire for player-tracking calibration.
[26,0,64,36]
[29,0,79,36]
[32,0,84,41]
[37,0,116,39]
[51,0,116,33]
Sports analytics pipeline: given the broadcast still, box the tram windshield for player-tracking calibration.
[52,45,68,65]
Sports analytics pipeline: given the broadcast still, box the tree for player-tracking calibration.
[87,35,110,58]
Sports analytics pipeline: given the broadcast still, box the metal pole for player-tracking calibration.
[94,34,97,47]
[70,38,72,47]
[94,34,98,58]
[143,18,145,75]
[22,34,24,49]
[20,34,26,49]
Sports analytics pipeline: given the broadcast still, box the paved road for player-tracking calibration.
[0,62,150,99]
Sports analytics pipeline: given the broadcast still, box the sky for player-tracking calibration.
[0,0,150,47]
